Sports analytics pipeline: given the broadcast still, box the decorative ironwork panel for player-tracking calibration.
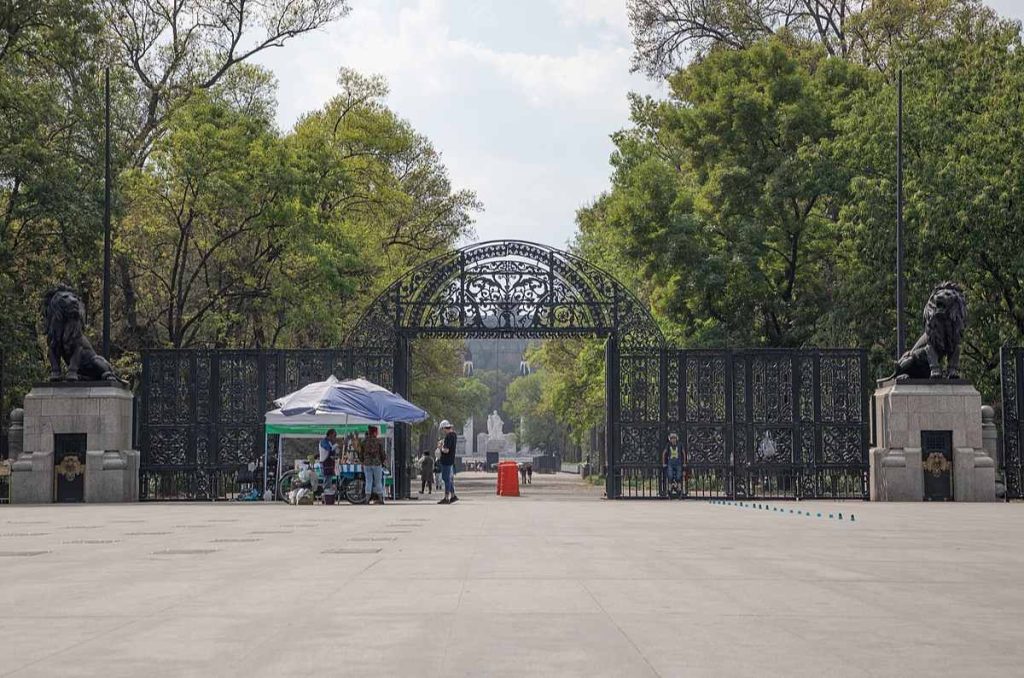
[685,354,727,423]
[664,348,868,500]
[620,425,661,465]
[1002,347,1023,498]
[140,347,379,500]
[144,353,194,425]
[820,354,863,424]
[621,354,660,423]
[749,354,793,424]
[666,353,680,424]
[686,426,727,464]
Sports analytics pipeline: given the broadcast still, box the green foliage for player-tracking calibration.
[503,372,563,452]
[527,340,605,449]
[583,3,1024,405]
[0,7,479,417]
[410,339,490,436]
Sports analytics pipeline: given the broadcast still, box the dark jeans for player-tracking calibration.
[441,464,455,494]
[421,474,433,493]
[666,458,682,483]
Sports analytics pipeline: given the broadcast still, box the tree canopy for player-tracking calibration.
[0,2,478,416]
[579,0,1024,408]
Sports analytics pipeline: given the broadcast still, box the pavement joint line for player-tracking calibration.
[580,578,663,677]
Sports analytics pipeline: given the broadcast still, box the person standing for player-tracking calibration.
[663,432,685,496]
[433,439,444,491]
[419,448,435,494]
[526,462,533,484]
[318,428,338,480]
[437,420,458,504]
[360,425,387,505]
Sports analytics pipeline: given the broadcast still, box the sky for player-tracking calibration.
[254,0,1024,250]
[253,0,659,249]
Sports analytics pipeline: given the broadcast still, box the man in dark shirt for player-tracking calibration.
[438,420,458,504]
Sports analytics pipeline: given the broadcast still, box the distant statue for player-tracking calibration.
[886,281,967,381]
[487,410,504,438]
[43,286,119,382]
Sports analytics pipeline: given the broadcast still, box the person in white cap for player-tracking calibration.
[437,420,458,504]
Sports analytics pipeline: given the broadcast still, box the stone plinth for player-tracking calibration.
[870,380,995,502]
[11,382,139,503]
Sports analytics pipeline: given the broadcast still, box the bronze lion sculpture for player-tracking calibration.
[887,281,967,381]
[43,286,119,382]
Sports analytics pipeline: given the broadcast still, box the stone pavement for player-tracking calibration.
[1,472,1022,677]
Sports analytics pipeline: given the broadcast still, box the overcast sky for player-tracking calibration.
[255,0,1024,250]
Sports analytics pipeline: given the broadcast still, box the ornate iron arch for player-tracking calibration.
[344,240,666,500]
[345,240,665,348]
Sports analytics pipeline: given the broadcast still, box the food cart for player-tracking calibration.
[264,375,428,503]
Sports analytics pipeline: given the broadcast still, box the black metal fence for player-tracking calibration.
[139,348,390,500]
[1,349,7,460]
[1001,347,1023,499]
[612,349,870,500]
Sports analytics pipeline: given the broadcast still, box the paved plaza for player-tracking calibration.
[1,473,1022,677]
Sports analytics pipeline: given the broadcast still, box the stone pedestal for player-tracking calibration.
[870,380,996,502]
[11,382,139,503]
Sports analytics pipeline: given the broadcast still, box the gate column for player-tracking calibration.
[605,335,620,499]
[393,334,411,499]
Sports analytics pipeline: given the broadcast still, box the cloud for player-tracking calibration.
[554,0,630,30]
[254,0,656,245]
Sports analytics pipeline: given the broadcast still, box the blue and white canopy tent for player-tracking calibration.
[262,376,429,491]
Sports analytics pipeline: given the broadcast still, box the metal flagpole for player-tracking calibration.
[102,66,112,358]
[896,69,906,357]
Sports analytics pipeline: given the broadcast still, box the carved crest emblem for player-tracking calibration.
[56,455,84,481]
[922,452,951,478]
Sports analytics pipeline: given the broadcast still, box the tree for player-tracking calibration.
[0,0,107,414]
[118,93,304,348]
[503,372,564,452]
[284,69,480,346]
[101,0,350,167]
[527,340,606,449]
[582,40,869,347]
[830,12,1024,396]
[627,0,998,77]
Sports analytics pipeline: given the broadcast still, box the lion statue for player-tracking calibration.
[886,281,967,381]
[43,286,119,382]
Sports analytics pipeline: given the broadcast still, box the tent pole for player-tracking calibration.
[263,431,268,495]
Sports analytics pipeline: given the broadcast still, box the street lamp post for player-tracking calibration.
[102,66,112,359]
[896,69,906,358]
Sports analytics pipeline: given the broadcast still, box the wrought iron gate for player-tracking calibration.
[1001,347,1023,499]
[614,349,869,499]
[139,348,390,499]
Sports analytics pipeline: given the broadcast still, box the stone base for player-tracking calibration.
[11,382,139,503]
[870,380,996,502]
[952,447,996,502]
[12,449,140,503]
[10,451,54,503]
[85,450,141,502]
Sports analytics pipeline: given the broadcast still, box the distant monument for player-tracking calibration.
[870,282,994,501]
[481,410,517,460]
[463,417,474,455]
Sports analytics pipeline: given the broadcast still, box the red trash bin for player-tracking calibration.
[498,461,520,497]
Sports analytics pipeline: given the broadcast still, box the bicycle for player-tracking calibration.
[277,461,389,505]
